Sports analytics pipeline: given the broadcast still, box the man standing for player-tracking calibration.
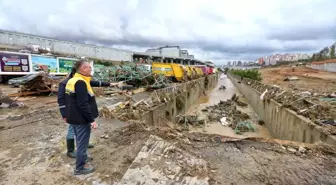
[58,67,120,158]
[64,60,117,175]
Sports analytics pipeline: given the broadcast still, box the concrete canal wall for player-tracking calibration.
[228,74,336,146]
[141,74,218,126]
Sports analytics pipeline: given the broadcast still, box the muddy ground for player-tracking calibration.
[260,66,336,93]
[1,96,336,184]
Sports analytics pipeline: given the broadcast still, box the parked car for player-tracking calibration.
[8,74,63,87]
[8,74,38,87]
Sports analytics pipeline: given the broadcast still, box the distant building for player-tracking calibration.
[180,49,189,58]
[145,45,196,59]
[237,61,242,66]
[258,58,264,65]
[258,52,311,66]
[145,48,161,56]
[227,61,231,66]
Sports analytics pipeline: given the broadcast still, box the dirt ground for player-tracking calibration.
[259,66,336,93]
[1,98,336,185]
[1,77,336,185]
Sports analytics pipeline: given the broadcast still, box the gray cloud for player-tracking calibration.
[0,0,335,64]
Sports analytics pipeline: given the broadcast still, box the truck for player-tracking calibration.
[194,65,209,75]
[152,62,186,82]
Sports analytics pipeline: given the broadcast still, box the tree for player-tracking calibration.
[330,44,335,58]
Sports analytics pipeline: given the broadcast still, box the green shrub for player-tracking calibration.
[230,69,262,81]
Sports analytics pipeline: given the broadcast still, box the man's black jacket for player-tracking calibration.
[57,77,109,119]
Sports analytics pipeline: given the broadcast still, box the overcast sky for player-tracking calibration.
[0,0,335,64]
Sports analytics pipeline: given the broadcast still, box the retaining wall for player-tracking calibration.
[141,75,218,125]
[228,74,336,146]
[308,61,336,72]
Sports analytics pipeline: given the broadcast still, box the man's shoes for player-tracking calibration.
[74,164,95,175]
[88,143,94,148]
[67,151,76,158]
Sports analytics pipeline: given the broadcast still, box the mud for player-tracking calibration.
[0,77,335,185]
[1,99,335,185]
[185,76,272,139]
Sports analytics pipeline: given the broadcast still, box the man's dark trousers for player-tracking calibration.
[72,123,91,170]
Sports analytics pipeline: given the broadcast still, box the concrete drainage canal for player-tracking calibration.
[111,74,336,185]
[180,75,273,139]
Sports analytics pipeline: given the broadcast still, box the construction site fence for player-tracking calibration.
[306,61,336,73]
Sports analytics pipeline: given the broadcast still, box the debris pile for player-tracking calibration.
[218,85,226,90]
[231,94,248,107]
[176,114,207,130]
[99,88,176,121]
[94,64,170,89]
[201,97,250,129]
[8,72,63,97]
[241,78,336,129]
[234,121,255,134]
[100,98,148,121]
[175,94,254,133]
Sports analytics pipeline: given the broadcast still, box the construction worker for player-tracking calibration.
[57,63,121,160]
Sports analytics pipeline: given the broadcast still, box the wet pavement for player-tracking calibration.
[188,74,272,139]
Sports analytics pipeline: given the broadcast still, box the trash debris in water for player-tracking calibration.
[218,85,226,90]
[234,121,255,135]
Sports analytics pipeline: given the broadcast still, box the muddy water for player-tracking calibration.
[188,74,272,139]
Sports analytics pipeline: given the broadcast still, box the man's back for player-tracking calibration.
[65,73,98,125]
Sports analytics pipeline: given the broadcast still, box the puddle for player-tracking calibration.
[188,75,272,139]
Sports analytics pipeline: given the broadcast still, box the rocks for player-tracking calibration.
[101,135,109,139]
[298,146,307,153]
[284,76,299,81]
[287,147,297,153]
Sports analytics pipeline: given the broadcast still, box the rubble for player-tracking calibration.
[242,78,336,131]
[199,98,252,133]
[8,72,63,97]
[0,90,24,108]
[176,114,207,130]
[99,88,170,121]
[93,64,170,89]
[234,121,255,134]
[231,94,248,107]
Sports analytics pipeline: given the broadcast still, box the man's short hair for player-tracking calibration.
[73,60,88,71]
